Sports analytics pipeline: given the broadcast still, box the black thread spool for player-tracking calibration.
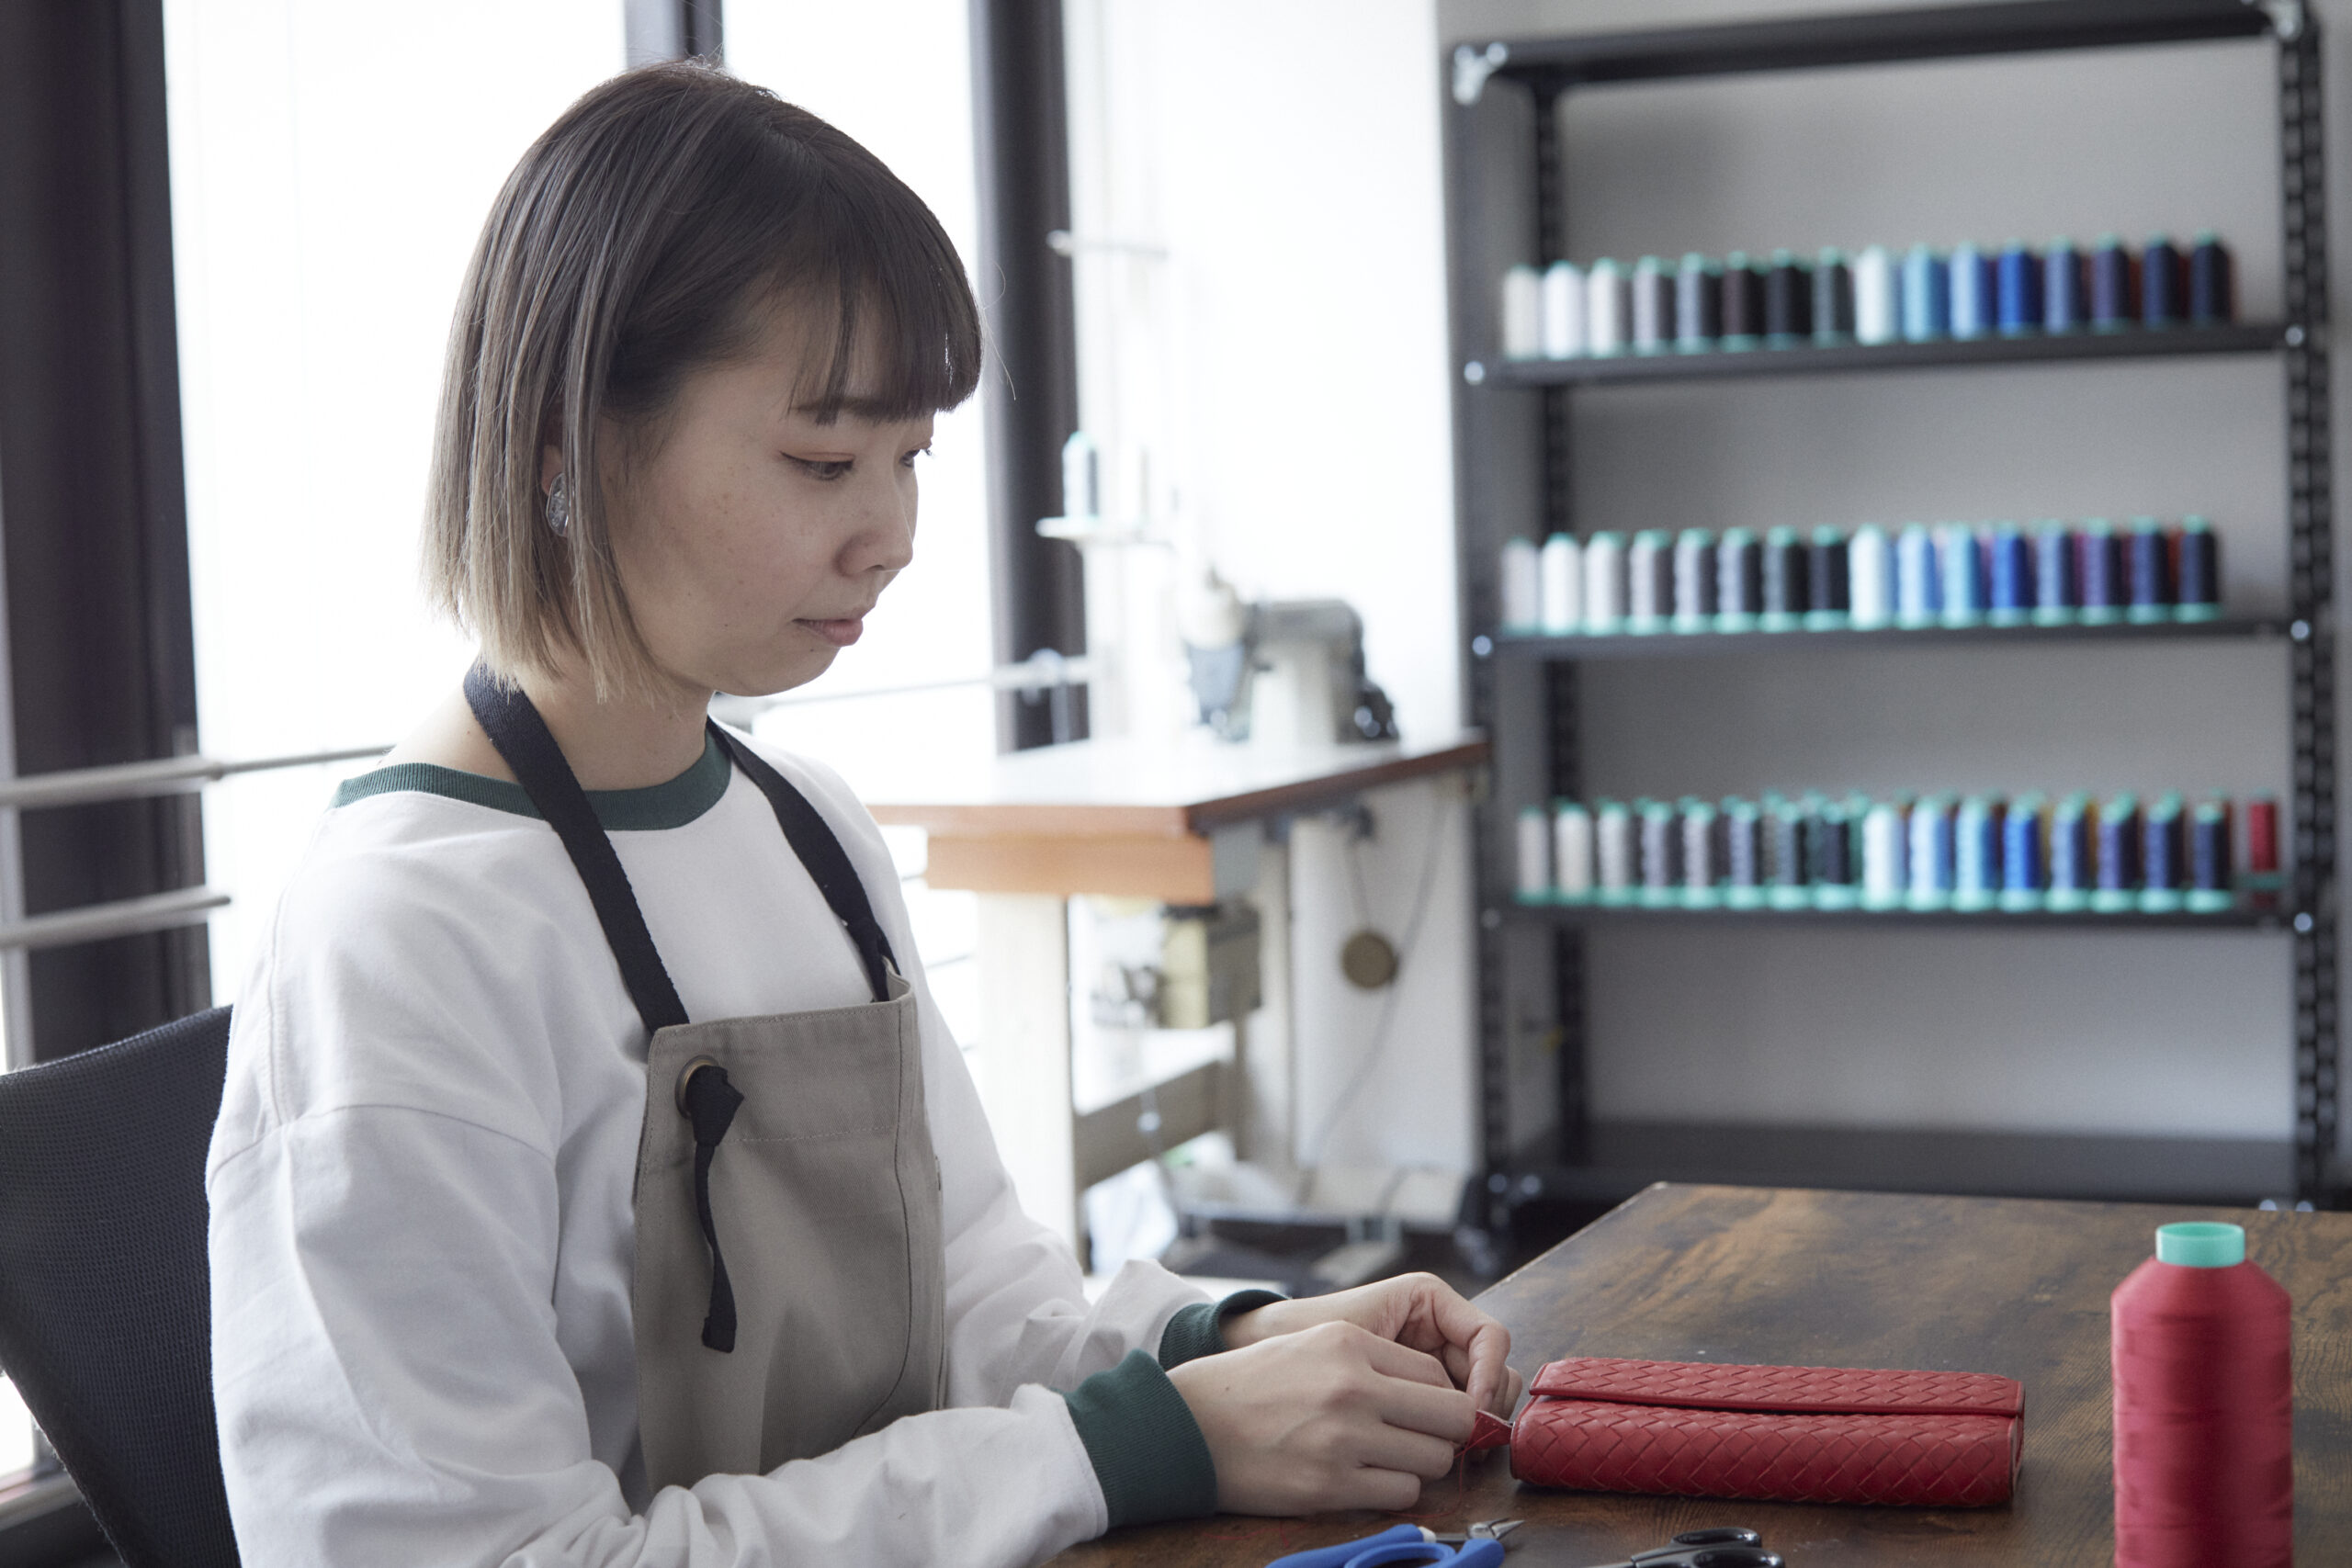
[2191,804,2233,896]
[1720,253,1766,346]
[1807,526,1851,628]
[2188,231,2234,325]
[2175,517,2222,617]
[1760,526,1811,630]
[1810,799,1854,887]
[1812,248,1855,343]
[1763,250,1814,344]
[2142,234,2185,326]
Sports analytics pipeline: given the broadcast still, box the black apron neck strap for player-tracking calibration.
[462,663,690,1034]
[707,724,897,1004]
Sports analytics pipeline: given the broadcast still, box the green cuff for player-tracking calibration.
[1158,1289,1288,1369]
[1062,1348,1218,1528]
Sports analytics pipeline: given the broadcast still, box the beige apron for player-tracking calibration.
[464,667,948,1495]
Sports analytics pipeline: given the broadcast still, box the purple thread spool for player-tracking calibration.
[2032,522,2076,625]
[2043,238,2086,332]
[1996,241,2042,334]
[2077,520,2124,624]
[2143,234,2185,326]
[2090,234,2136,331]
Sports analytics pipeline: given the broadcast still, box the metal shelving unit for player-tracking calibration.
[1442,0,2339,1240]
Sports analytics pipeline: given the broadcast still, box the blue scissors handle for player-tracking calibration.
[1265,1529,1507,1568]
[1268,1525,1428,1568]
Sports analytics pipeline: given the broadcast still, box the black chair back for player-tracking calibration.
[0,1007,241,1568]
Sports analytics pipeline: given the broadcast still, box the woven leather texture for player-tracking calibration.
[1529,1356,2022,1416]
[1510,1358,2021,1507]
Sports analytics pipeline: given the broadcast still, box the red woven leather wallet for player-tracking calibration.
[1508,1356,2023,1507]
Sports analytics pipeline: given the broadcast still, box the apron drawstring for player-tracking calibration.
[678,1060,745,1352]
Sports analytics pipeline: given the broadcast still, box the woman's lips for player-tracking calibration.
[799,616,865,647]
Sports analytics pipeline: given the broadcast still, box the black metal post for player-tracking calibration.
[624,0,723,65]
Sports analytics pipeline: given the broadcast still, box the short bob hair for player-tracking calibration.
[426,62,983,703]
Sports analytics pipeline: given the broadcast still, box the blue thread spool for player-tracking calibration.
[1720,252,1764,349]
[1680,797,1721,908]
[2188,231,2234,325]
[1860,799,1907,909]
[2175,516,2222,620]
[1987,523,2032,626]
[1849,524,1894,630]
[1953,795,2000,911]
[1632,256,1676,355]
[1678,254,1722,351]
[1939,524,1985,628]
[2143,234,2184,327]
[1811,795,1858,910]
[2000,793,2046,911]
[1766,794,1812,910]
[1996,240,2042,335]
[2127,517,2173,623]
[1760,526,1809,632]
[2047,793,2093,911]
[1716,527,1761,631]
[2032,522,2078,625]
[2090,234,2136,332]
[1896,523,1940,629]
[1637,798,1680,907]
[2093,794,2141,913]
[2141,793,2187,912]
[1806,526,1850,629]
[1814,248,1855,344]
[1626,529,1672,633]
[1901,244,1948,341]
[1853,243,1901,345]
[1673,529,1717,633]
[1763,250,1812,344]
[1724,798,1765,909]
[1949,242,1994,340]
[2043,238,2086,333]
[1906,795,1955,911]
[2188,799,2235,912]
[2077,519,2124,624]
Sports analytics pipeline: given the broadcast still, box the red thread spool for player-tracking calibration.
[2111,1221,2292,1567]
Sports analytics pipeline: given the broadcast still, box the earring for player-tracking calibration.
[546,473,571,537]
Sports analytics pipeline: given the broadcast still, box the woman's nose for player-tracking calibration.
[842,470,916,575]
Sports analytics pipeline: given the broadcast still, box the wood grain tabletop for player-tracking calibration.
[1054,1183,2351,1565]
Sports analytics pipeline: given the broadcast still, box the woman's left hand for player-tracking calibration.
[1219,1273,1523,1418]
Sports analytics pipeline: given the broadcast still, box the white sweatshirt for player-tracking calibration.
[206,730,1209,1568]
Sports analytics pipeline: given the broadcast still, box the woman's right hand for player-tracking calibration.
[1165,1319,1476,1515]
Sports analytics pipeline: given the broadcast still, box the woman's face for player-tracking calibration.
[593,302,933,703]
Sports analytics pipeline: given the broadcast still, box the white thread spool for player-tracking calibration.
[1501,265,1543,360]
[1849,523,1894,629]
[1516,805,1552,900]
[1542,261,1586,358]
[1554,802,1594,900]
[1630,255,1671,354]
[1853,243,1901,345]
[1581,531,1627,633]
[1595,803,1635,895]
[1585,258,1629,356]
[1500,537,1542,630]
[1539,533,1582,635]
[1862,801,1907,908]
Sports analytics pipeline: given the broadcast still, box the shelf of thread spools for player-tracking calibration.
[1489,515,2277,655]
[1481,232,2286,388]
[1511,791,2289,931]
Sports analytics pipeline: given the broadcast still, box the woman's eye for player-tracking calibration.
[787,456,853,481]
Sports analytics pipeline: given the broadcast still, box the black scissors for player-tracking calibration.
[1584,1527,1781,1568]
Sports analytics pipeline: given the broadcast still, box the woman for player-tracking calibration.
[206,62,1519,1568]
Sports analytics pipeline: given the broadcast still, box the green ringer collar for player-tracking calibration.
[331,730,733,831]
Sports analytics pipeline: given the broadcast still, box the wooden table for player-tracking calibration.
[1057,1183,2352,1564]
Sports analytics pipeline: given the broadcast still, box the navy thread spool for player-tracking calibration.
[2188,799,2236,912]
[1939,523,1986,628]
[1677,253,1723,351]
[2033,521,2079,626]
[1759,526,1810,631]
[2044,237,2087,333]
[2188,231,2235,325]
[1950,242,1995,341]
[2000,792,2047,911]
[2090,233,2138,332]
[1716,526,1762,632]
[1902,243,1949,341]
[1595,799,1636,904]
[1996,239,2043,335]
[1806,526,1851,629]
[2078,519,2125,624]
[2174,516,2222,621]
[1813,247,1856,344]
[1896,522,1940,629]
[1721,252,1766,348]
[2142,233,2185,327]
[2141,792,2188,912]
[2127,517,2174,624]
[1810,795,1859,910]
[1638,798,1681,907]
[1680,797,1722,908]
[1724,798,1765,909]
[2093,793,2141,913]
[2047,792,2094,911]
[1953,795,2000,911]
[1988,523,2033,627]
[1626,529,1674,633]
[1673,528,1718,633]
[1906,795,1955,911]
[1631,255,1676,355]
[1763,249,1814,345]
[1766,794,1813,909]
